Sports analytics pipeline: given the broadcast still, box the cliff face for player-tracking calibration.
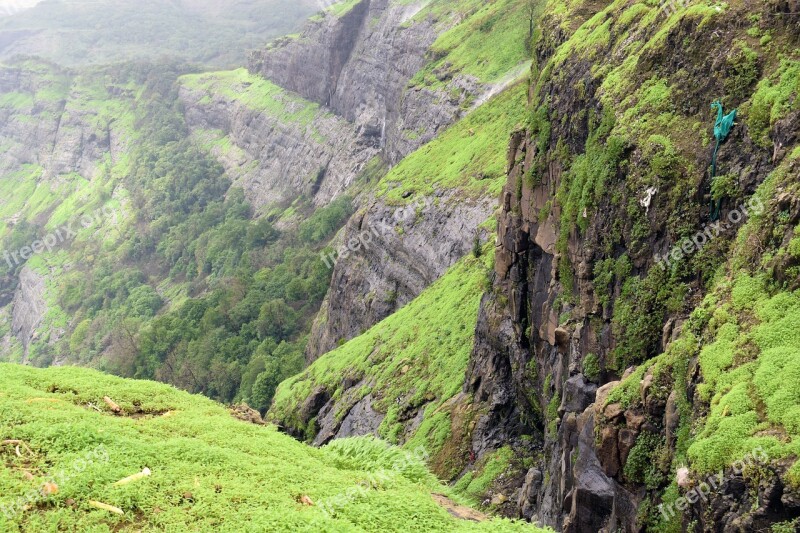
[0,62,132,363]
[305,190,495,360]
[179,69,379,210]
[463,0,800,530]
[248,0,528,166]
[9,266,46,360]
[248,0,445,165]
[0,63,127,181]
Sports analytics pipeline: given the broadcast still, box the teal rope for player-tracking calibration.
[709,102,736,222]
[710,138,722,222]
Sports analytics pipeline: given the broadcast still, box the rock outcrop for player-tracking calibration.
[0,63,125,180]
[460,1,800,531]
[10,266,46,359]
[179,72,379,210]
[306,191,494,361]
[248,0,450,165]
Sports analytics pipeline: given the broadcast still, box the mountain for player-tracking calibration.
[0,0,322,67]
[1,0,799,531]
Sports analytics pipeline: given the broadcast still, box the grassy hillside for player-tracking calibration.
[270,250,492,454]
[0,364,545,532]
[409,0,534,90]
[377,79,529,204]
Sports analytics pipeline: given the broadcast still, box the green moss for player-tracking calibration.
[624,431,667,489]
[582,353,600,382]
[724,40,760,103]
[556,108,626,236]
[546,390,561,435]
[748,60,800,148]
[453,447,514,503]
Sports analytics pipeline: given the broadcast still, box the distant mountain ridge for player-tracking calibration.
[0,0,321,66]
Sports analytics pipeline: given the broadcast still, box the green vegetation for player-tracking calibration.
[271,250,493,457]
[747,59,800,148]
[377,81,528,203]
[0,62,345,412]
[409,0,532,89]
[604,153,800,529]
[581,353,600,382]
[453,447,514,502]
[0,364,543,532]
[180,69,326,128]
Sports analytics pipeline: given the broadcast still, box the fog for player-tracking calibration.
[0,0,324,67]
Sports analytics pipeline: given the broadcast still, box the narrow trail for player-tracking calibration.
[432,493,488,522]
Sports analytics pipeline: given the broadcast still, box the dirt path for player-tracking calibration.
[431,493,488,522]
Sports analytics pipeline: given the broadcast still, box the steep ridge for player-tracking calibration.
[178,69,379,210]
[0,61,133,359]
[461,0,800,530]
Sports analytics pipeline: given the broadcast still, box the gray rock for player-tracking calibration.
[558,375,598,416]
[11,266,47,360]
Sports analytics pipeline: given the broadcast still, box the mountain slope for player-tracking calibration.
[0,364,545,532]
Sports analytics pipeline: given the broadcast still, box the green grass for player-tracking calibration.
[409,0,531,89]
[747,59,800,148]
[375,81,527,203]
[270,249,493,457]
[0,364,546,532]
[0,92,34,109]
[327,0,363,18]
[180,68,326,129]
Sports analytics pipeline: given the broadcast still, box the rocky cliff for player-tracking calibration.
[0,62,128,181]
[249,0,531,164]
[0,61,133,364]
[248,0,447,165]
[462,0,800,531]
[179,69,379,210]
[183,0,532,359]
